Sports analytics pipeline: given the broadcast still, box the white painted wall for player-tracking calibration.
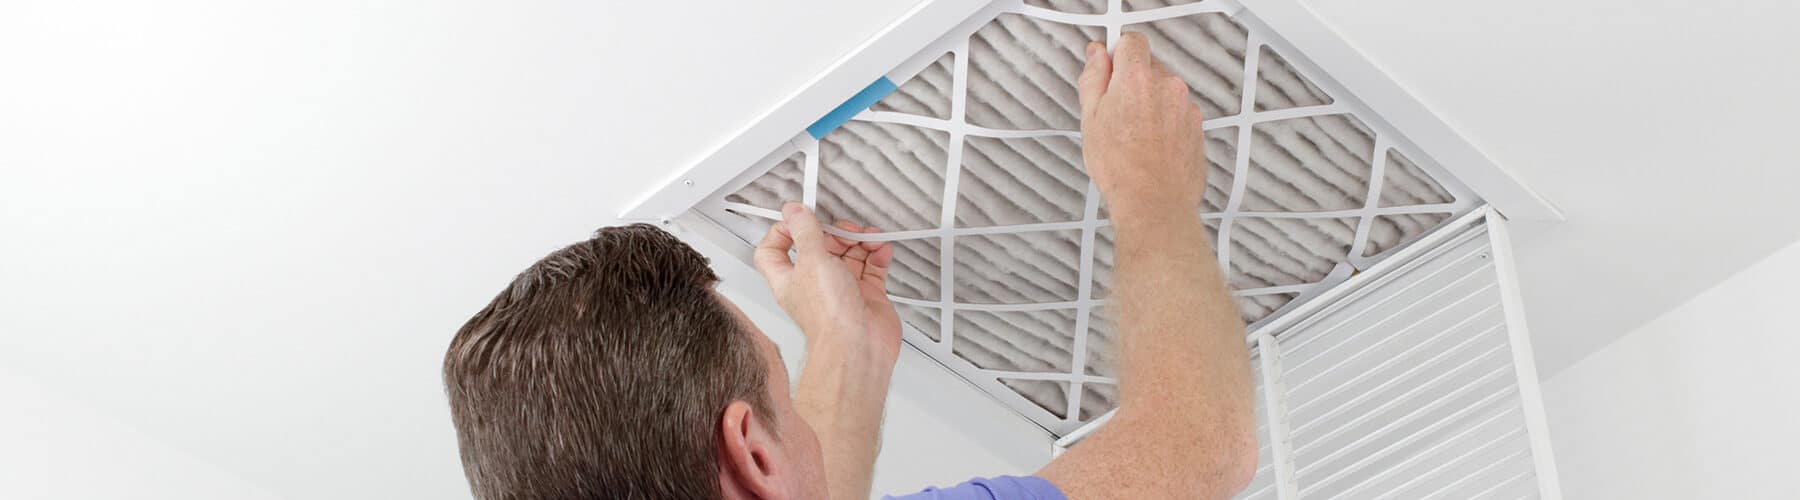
[1306,0,1800,375]
[0,1,1047,498]
[1541,239,1800,499]
[0,372,285,500]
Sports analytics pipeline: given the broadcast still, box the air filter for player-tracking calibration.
[627,0,1562,498]
[709,0,1478,431]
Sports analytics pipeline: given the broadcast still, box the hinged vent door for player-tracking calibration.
[1221,209,1561,499]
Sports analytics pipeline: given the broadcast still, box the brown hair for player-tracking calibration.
[443,223,772,500]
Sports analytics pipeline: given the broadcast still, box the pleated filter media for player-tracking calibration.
[707,0,1474,430]
[648,0,1561,497]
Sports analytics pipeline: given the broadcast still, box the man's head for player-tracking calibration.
[443,223,825,499]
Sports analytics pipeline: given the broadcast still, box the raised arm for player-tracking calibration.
[1037,33,1259,499]
[754,203,904,500]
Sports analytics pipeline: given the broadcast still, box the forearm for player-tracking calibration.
[1039,33,1256,498]
[1112,214,1256,480]
[793,336,896,500]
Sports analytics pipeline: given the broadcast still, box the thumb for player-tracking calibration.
[752,221,796,282]
[1077,41,1112,121]
[780,201,829,258]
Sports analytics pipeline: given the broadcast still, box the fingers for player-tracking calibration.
[827,220,859,257]
[831,220,867,261]
[767,208,896,286]
[753,221,796,280]
[1113,32,1152,74]
[780,201,829,258]
[861,227,894,281]
[857,228,885,252]
[1077,41,1113,120]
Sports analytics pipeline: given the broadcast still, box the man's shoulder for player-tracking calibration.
[882,475,1067,500]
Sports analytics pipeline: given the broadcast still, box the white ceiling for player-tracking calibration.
[5,0,1798,497]
[1302,0,1800,373]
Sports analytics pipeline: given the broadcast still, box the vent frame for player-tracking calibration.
[677,0,1496,435]
[622,1,1562,495]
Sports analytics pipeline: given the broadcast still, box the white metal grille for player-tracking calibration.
[1057,210,1561,499]
[695,0,1481,436]
[1226,211,1559,499]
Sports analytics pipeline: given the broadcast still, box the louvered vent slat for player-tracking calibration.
[1246,219,1554,499]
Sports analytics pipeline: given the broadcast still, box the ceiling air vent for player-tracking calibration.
[626,0,1562,498]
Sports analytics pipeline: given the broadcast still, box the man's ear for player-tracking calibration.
[718,400,783,499]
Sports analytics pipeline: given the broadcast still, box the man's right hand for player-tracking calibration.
[753,202,904,500]
[752,202,902,359]
[1077,33,1210,233]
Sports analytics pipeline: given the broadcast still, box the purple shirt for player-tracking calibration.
[884,476,1067,500]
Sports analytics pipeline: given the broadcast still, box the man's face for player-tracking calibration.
[719,293,828,499]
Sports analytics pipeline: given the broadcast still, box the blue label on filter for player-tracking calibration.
[806,77,898,139]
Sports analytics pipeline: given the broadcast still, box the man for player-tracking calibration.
[443,34,1256,499]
